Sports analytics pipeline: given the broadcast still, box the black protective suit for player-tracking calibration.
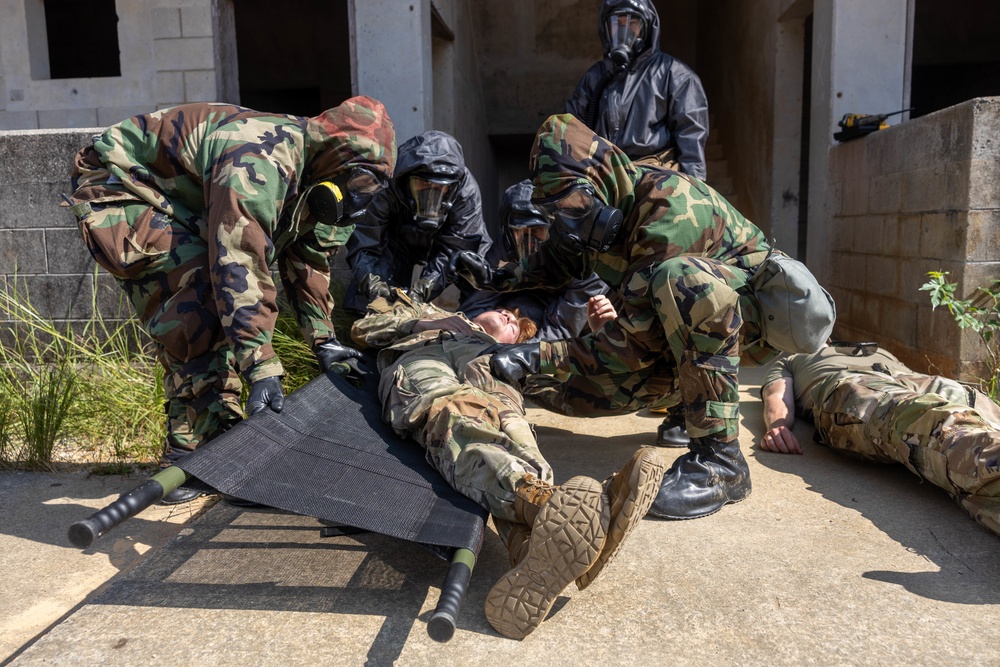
[458,180,609,341]
[345,131,492,312]
[566,0,709,179]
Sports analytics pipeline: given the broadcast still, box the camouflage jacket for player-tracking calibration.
[350,291,498,371]
[69,98,395,382]
[504,113,776,378]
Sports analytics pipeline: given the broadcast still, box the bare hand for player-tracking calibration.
[759,425,803,454]
[587,295,617,331]
[412,316,475,336]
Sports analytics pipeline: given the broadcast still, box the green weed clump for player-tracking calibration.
[921,270,1000,401]
[0,272,356,470]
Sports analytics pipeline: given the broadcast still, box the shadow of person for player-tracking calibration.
[749,414,1000,605]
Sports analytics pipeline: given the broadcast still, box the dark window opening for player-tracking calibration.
[234,0,351,118]
[911,0,1000,118]
[44,0,121,79]
[797,13,812,261]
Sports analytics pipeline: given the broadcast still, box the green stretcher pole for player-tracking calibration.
[426,547,476,642]
[67,466,189,548]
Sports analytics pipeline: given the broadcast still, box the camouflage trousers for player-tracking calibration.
[380,348,551,522]
[539,256,760,444]
[76,200,244,465]
[815,370,1000,536]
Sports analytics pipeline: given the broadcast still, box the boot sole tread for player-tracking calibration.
[485,476,608,639]
[576,448,668,590]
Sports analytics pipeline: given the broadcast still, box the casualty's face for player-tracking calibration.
[473,309,521,343]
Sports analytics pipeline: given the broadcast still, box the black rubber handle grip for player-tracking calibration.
[427,549,475,643]
[68,478,166,548]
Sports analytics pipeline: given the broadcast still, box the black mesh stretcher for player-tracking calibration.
[67,370,489,642]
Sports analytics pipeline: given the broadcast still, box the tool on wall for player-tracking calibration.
[834,108,913,142]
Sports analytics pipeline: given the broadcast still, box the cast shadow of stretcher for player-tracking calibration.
[745,408,1000,605]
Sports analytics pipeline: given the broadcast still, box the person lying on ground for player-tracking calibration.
[349,290,668,639]
[759,341,1000,537]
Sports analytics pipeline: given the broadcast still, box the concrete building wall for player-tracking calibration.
[0,0,238,132]
[826,96,1000,381]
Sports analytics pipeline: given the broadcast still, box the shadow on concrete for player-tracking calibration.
[750,420,1000,605]
[85,502,512,663]
[0,468,207,573]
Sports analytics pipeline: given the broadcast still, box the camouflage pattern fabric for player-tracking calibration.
[505,114,777,441]
[68,98,396,462]
[814,370,1000,536]
[350,293,551,521]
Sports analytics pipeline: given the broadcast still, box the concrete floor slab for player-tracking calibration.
[5,367,1000,666]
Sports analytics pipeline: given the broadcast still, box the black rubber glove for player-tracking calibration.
[448,250,494,288]
[246,376,284,416]
[315,338,364,373]
[410,277,436,303]
[483,343,541,385]
[360,273,391,301]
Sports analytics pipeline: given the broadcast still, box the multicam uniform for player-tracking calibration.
[350,294,550,521]
[502,114,777,444]
[67,98,396,464]
[765,346,1000,536]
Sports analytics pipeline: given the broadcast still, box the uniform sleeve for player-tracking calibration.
[760,356,795,395]
[277,233,337,348]
[419,179,492,299]
[666,63,709,180]
[350,298,442,349]
[539,296,662,379]
[203,137,295,384]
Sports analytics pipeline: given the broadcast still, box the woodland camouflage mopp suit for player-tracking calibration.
[450,113,780,521]
[67,98,396,502]
[350,291,669,639]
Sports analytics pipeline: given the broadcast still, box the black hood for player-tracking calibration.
[598,0,661,62]
[393,130,466,186]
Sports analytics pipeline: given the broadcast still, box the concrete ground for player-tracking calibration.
[4,366,1000,666]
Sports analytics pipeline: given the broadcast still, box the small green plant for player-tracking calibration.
[920,270,1000,399]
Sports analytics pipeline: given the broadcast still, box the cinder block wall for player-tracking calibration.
[0,128,130,333]
[827,97,1000,381]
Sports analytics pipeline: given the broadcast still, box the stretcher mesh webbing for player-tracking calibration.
[176,370,487,554]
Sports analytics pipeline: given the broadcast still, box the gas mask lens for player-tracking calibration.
[539,186,598,222]
[607,12,644,52]
[409,175,455,223]
[506,214,551,262]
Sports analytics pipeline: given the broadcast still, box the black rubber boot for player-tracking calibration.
[647,437,751,520]
[655,411,691,448]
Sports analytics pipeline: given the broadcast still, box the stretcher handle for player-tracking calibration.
[67,467,189,548]
[426,548,476,642]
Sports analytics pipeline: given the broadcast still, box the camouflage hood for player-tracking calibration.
[529,113,642,212]
[304,95,397,185]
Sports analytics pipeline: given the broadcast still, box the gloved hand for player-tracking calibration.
[482,343,541,385]
[410,277,436,303]
[448,250,494,288]
[360,273,391,302]
[315,338,364,372]
[246,376,285,416]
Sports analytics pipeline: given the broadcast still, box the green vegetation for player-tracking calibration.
[921,270,1000,400]
[0,274,351,471]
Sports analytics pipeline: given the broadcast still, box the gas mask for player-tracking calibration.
[407,174,458,235]
[533,184,623,258]
[606,11,646,72]
[306,167,385,227]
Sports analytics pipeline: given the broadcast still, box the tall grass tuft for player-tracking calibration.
[0,274,164,469]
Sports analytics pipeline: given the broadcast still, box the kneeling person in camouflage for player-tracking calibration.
[351,291,668,639]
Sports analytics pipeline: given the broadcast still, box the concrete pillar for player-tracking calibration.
[350,0,432,145]
[807,0,912,285]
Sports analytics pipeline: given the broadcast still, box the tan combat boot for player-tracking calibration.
[576,446,669,590]
[484,475,608,640]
